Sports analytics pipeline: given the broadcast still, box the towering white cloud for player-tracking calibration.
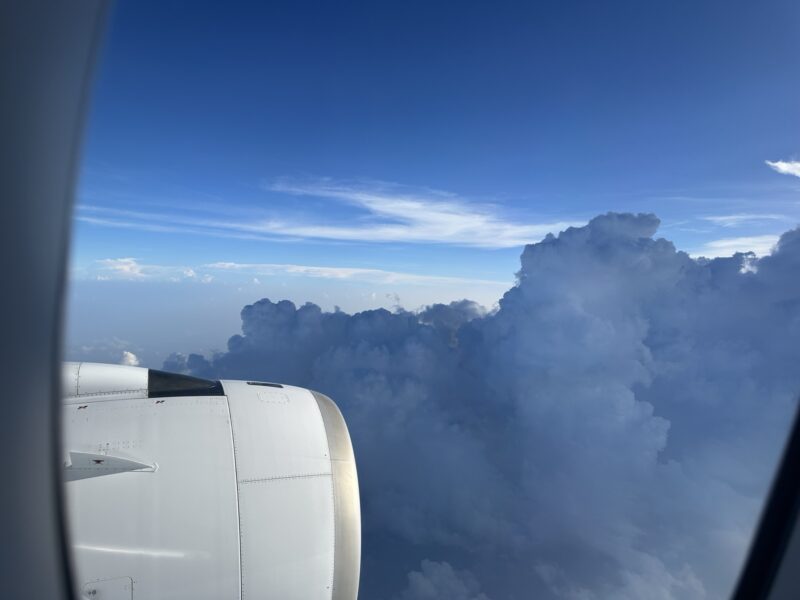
[166,213,800,600]
[119,351,140,367]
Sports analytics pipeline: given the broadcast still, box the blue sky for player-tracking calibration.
[69,0,800,364]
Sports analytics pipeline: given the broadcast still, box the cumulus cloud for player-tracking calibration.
[65,337,145,366]
[765,159,800,178]
[97,257,146,279]
[119,351,140,367]
[167,213,800,599]
[88,258,214,282]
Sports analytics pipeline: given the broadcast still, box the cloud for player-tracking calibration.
[75,211,293,244]
[76,178,583,249]
[87,258,213,282]
[97,258,146,279]
[205,262,507,287]
[80,258,507,289]
[65,337,152,368]
[691,234,780,258]
[396,561,490,600]
[765,159,800,178]
[266,179,582,248]
[120,351,140,367]
[702,214,788,228]
[166,213,800,599]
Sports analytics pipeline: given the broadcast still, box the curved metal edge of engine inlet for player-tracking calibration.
[311,391,362,600]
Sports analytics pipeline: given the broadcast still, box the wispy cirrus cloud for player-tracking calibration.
[701,213,788,228]
[75,210,299,244]
[765,159,800,178]
[76,179,582,249]
[266,179,581,248]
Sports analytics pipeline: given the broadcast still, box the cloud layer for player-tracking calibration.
[166,213,800,599]
[205,261,506,287]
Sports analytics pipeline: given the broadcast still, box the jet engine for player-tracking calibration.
[62,362,360,600]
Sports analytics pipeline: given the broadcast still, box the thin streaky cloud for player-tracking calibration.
[265,179,583,248]
[76,205,276,234]
[206,261,509,287]
[75,214,305,244]
[77,215,201,235]
[702,213,789,228]
[766,160,800,178]
[79,257,508,287]
[78,184,582,249]
[690,234,780,259]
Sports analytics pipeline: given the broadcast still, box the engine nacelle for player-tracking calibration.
[62,362,360,600]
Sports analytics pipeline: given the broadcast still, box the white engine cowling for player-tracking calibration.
[62,362,360,600]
